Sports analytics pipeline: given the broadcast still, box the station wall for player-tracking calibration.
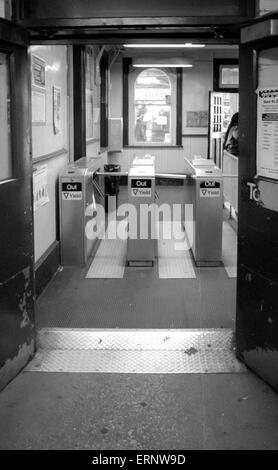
[108,50,238,173]
[31,45,69,267]
[31,45,105,294]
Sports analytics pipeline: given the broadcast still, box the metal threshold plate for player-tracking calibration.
[25,329,246,374]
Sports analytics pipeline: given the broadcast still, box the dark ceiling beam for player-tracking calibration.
[14,16,253,29]
[29,38,240,46]
[12,0,256,45]
[0,18,29,46]
[12,0,256,22]
[28,26,242,45]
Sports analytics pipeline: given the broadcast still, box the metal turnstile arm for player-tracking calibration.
[155,173,189,180]
[96,171,129,177]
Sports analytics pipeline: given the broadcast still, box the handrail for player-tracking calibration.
[96,171,238,179]
[222,175,238,178]
[96,171,128,177]
[155,173,188,180]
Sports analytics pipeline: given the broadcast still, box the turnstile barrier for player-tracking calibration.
[59,156,105,266]
[184,158,223,266]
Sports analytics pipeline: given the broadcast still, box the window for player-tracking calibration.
[134,68,172,144]
[0,52,12,181]
[123,60,182,146]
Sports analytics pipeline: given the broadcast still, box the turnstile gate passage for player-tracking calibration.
[59,153,224,269]
[127,162,156,267]
[184,158,223,267]
[59,156,105,266]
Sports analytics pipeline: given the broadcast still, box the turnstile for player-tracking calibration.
[127,164,156,266]
[184,158,223,267]
[59,156,105,266]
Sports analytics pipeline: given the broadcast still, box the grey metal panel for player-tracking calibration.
[37,328,235,351]
[25,349,246,374]
[26,328,246,374]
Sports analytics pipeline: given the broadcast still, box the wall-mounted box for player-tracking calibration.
[108,118,123,152]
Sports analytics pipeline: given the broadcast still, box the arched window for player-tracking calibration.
[134,68,172,144]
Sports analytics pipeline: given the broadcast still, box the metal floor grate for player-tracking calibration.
[25,329,246,374]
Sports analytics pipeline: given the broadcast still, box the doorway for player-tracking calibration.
[34,41,238,332]
[4,2,278,390]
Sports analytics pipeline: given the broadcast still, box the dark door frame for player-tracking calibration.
[0,19,34,391]
[73,45,86,161]
[236,15,278,390]
[5,0,278,393]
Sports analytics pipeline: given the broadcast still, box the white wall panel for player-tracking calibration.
[34,152,68,262]
[31,46,68,158]
[31,45,69,263]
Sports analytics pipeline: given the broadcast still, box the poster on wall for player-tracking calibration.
[32,90,46,125]
[257,87,278,180]
[53,85,62,135]
[31,54,46,125]
[186,111,208,128]
[32,55,46,89]
[33,165,49,212]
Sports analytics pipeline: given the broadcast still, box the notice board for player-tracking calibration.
[256,87,278,180]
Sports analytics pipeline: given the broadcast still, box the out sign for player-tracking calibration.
[200,181,221,198]
[62,182,83,200]
[131,178,152,197]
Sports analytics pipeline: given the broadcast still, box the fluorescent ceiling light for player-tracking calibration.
[133,64,193,68]
[184,43,206,48]
[124,43,205,48]
[132,57,193,68]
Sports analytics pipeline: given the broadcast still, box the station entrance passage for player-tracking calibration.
[33,178,239,374]
[30,30,239,377]
[1,0,278,408]
[32,133,241,377]
[36,156,237,330]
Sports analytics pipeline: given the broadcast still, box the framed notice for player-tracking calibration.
[31,54,46,125]
[32,55,46,89]
[256,87,278,180]
[186,111,208,128]
[32,90,46,125]
[33,165,49,211]
[214,59,239,92]
[53,86,62,135]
